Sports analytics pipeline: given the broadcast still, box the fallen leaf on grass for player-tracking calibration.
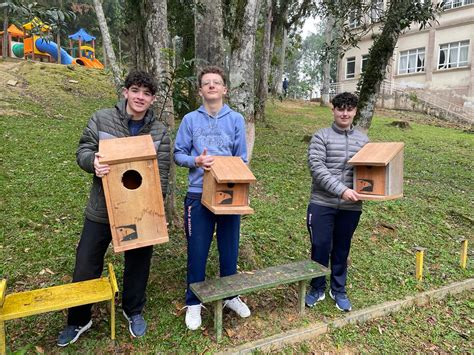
[35,346,44,353]
[174,302,186,316]
[225,328,236,337]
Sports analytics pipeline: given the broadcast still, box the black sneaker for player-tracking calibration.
[57,320,92,347]
[123,311,147,337]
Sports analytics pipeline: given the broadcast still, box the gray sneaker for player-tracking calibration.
[305,287,325,307]
[57,320,92,347]
[123,311,147,337]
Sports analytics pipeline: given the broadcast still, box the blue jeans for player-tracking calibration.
[307,203,361,294]
[184,193,241,305]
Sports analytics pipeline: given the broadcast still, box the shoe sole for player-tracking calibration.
[123,310,146,337]
[329,290,352,312]
[305,293,325,308]
[57,320,92,347]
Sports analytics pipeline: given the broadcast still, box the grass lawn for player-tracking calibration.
[0,60,472,353]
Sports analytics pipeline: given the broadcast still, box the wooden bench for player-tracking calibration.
[0,263,119,354]
[190,260,329,341]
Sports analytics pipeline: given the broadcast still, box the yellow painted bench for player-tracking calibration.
[0,263,119,354]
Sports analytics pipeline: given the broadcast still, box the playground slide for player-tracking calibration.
[35,38,73,65]
[91,58,104,69]
[76,56,104,69]
[11,41,24,58]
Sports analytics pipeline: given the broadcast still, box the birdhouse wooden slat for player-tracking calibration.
[99,135,168,252]
[202,156,256,215]
[348,142,404,201]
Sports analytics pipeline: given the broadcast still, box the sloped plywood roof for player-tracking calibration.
[348,142,404,166]
[210,156,256,183]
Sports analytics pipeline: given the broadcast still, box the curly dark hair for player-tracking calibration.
[197,65,226,87]
[331,92,358,109]
[124,70,158,95]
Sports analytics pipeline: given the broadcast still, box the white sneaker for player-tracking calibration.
[185,304,202,330]
[224,296,251,318]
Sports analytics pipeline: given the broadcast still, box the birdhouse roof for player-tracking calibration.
[348,142,404,166]
[99,135,156,164]
[210,156,256,183]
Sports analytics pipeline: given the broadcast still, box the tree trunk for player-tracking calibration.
[254,0,272,122]
[272,26,287,95]
[229,0,261,162]
[143,0,177,224]
[3,9,8,59]
[355,2,406,130]
[194,0,224,73]
[92,0,122,93]
[321,16,334,107]
[56,32,61,64]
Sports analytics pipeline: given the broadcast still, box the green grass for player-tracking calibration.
[0,60,473,352]
[281,290,473,353]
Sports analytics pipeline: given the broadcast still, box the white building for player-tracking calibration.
[335,0,474,120]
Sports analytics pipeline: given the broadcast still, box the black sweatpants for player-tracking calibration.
[67,218,153,326]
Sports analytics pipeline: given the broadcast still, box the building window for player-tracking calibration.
[398,48,425,74]
[443,0,473,9]
[438,41,469,69]
[346,57,356,79]
[361,55,369,73]
[370,0,384,22]
[348,12,360,29]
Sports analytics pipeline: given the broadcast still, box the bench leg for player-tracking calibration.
[298,280,306,315]
[0,320,5,355]
[110,298,115,341]
[214,300,223,342]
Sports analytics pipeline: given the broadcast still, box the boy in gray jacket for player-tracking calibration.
[305,92,368,312]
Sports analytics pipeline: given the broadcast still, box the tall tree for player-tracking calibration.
[356,0,441,130]
[43,6,76,64]
[229,0,261,162]
[92,0,121,93]
[320,15,334,106]
[270,0,315,95]
[194,0,225,73]
[143,0,177,223]
[1,0,24,59]
[254,0,272,122]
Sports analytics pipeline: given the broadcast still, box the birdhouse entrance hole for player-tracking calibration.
[122,170,142,190]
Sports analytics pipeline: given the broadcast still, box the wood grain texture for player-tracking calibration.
[210,156,256,183]
[349,142,404,166]
[99,135,157,165]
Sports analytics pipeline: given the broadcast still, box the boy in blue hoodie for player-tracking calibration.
[174,66,251,330]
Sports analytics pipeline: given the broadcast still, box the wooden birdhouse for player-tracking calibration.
[202,156,256,215]
[348,142,404,201]
[99,135,168,252]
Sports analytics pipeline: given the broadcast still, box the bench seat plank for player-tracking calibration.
[191,260,329,303]
[0,278,113,321]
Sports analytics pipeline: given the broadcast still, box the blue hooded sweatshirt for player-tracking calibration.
[174,104,248,193]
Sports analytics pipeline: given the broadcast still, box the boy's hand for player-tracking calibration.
[342,188,360,202]
[195,148,214,170]
[94,153,110,178]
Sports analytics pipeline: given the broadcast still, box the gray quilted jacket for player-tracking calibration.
[76,99,171,224]
[308,123,369,211]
